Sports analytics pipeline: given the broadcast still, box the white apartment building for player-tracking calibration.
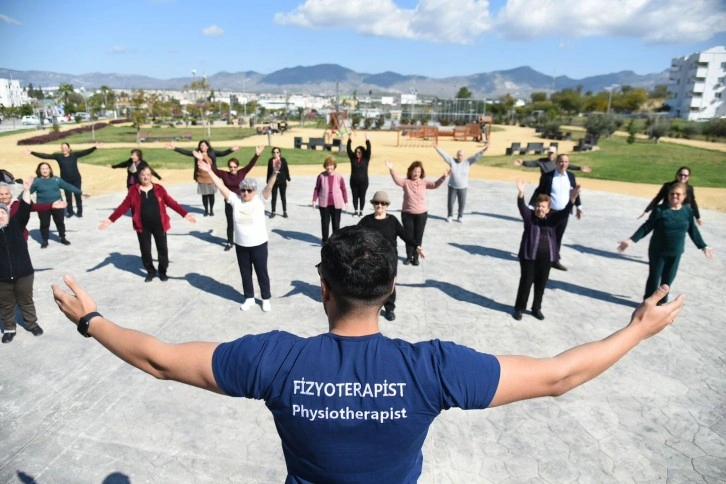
[666,46,726,120]
[0,78,28,107]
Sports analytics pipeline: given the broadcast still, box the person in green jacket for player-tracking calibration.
[618,182,712,303]
[30,162,89,248]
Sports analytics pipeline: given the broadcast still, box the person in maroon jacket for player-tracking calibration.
[0,182,66,241]
[99,167,196,282]
[211,146,264,251]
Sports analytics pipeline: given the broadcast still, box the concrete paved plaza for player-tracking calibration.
[1,176,724,483]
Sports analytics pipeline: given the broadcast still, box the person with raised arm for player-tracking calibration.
[433,141,488,223]
[346,133,371,217]
[52,225,684,483]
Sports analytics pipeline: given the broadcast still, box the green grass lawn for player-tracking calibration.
[489,135,726,188]
[77,146,348,171]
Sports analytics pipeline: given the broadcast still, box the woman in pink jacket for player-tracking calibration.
[386,160,449,266]
[312,156,348,243]
[99,167,196,282]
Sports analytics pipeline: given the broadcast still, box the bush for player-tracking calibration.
[585,114,617,138]
[17,122,109,145]
[681,125,698,139]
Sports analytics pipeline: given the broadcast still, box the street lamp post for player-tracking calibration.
[606,84,619,116]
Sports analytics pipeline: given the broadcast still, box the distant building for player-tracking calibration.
[0,78,28,107]
[666,46,726,120]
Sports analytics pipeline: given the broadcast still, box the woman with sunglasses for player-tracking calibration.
[358,191,425,322]
[212,146,264,250]
[196,153,278,312]
[619,182,712,304]
[266,147,291,219]
[385,159,449,266]
[640,166,702,226]
[347,133,371,217]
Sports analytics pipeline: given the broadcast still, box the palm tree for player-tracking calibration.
[57,83,75,109]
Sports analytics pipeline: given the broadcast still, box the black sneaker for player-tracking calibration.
[2,332,15,343]
[66,213,74,218]
[41,241,49,249]
[224,243,232,251]
[209,211,214,216]
[282,212,288,218]
[31,326,44,336]
[76,213,83,218]
[144,273,156,282]
[159,273,169,282]
[384,310,396,321]
[270,213,276,219]
[512,310,523,321]
[532,310,545,320]
[411,257,420,266]
[60,238,71,245]
[403,257,411,265]
[551,261,568,271]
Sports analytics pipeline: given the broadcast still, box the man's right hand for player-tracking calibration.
[52,275,98,326]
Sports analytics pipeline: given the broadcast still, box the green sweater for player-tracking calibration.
[30,176,81,203]
[630,204,706,256]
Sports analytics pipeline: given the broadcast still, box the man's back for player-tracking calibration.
[212,331,500,482]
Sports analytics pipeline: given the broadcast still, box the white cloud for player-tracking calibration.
[274,0,493,44]
[274,0,725,44]
[495,0,726,43]
[110,45,130,54]
[0,14,21,25]
[202,24,224,36]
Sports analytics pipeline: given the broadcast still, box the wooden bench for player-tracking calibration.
[138,131,194,142]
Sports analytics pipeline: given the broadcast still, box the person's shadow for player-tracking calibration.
[272,228,320,245]
[186,229,227,246]
[86,252,145,277]
[185,272,243,302]
[564,243,648,265]
[547,279,639,308]
[470,211,521,223]
[397,279,511,314]
[280,280,322,302]
[449,243,518,262]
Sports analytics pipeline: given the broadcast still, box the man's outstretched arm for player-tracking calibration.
[52,275,223,394]
[489,285,683,407]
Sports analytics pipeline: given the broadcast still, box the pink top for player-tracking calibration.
[390,171,445,214]
[313,172,348,209]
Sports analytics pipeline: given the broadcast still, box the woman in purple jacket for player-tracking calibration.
[513,178,581,321]
[312,156,348,243]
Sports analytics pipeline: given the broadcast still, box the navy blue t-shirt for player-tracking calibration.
[212,331,501,483]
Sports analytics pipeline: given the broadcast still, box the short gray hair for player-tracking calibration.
[239,178,258,191]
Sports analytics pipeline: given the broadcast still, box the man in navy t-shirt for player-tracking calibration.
[52,226,685,483]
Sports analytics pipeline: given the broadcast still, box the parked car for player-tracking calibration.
[75,112,90,121]
[22,115,40,125]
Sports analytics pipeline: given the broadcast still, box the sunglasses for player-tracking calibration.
[241,188,255,193]
[678,173,689,177]
[372,201,389,206]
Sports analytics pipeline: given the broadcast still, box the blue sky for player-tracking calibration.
[1,0,725,81]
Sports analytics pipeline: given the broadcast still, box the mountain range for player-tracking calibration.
[0,64,669,98]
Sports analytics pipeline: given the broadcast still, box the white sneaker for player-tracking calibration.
[262,299,272,312]
[446,216,452,223]
[457,217,463,223]
[240,298,255,311]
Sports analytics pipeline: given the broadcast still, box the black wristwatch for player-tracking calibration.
[78,311,102,338]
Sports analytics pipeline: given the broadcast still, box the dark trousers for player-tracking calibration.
[38,208,66,241]
[645,250,681,301]
[63,178,82,216]
[136,223,168,275]
[0,274,39,332]
[271,183,287,213]
[202,194,216,214]
[350,178,369,211]
[319,206,341,243]
[235,242,271,300]
[401,212,427,260]
[554,214,570,251]
[447,186,467,219]
[224,201,234,244]
[515,257,552,312]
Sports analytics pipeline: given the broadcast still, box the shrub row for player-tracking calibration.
[17,122,110,146]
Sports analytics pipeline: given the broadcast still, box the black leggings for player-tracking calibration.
[137,222,168,275]
[350,178,369,211]
[202,194,216,214]
[319,206,341,243]
[401,212,427,259]
[271,183,287,213]
[38,208,66,241]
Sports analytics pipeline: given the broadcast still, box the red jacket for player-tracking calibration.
[109,184,188,233]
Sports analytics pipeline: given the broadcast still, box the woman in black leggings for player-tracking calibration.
[346,133,371,217]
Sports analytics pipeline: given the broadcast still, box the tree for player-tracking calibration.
[626,119,638,144]
[531,91,548,103]
[130,90,147,131]
[584,114,616,139]
[57,83,75,109]
[455,86,472,99]
[650,84,668,99]
[551,88,583,114]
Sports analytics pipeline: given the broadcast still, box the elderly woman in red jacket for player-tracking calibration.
[99,166,196,282]
[312,156,348,243]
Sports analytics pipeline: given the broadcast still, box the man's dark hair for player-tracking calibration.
[320,226,397,312]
